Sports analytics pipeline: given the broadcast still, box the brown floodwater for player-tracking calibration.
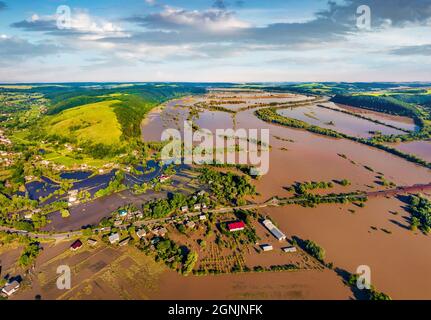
[150,269,352,300]
[276,105,406,138]
[138,92,431,299]
[259,196,431,299]
[329,102,418,132]
[391,140,431,162]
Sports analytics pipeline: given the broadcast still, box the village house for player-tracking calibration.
[282,246,297,253]
[199,214,207,221]
[193,203,201,211]
[108,233,120,244]
[260,244,274,252]
[70,239,83,251]
[227,221,246,232]
[134,211,144,219]
[119,237,130,247]
[1,280,20,296]
[181,206,189,213]
[186,220,196,229]
[87,239,98,246]
[152,226,168,237]
[136,229,147,239]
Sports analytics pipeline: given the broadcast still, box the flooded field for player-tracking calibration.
[329,103,418,132]
[260,196,431,299]
[10,243,352,300]
[139,89,431,299]
[276,105,406,138]
[391,140,431,162]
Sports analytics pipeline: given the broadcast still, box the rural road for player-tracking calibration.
[2,183,430,240]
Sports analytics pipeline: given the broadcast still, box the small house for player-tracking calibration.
[108,233,120,244]
[186,221,196,229]
[152,227,167,237]
[1,281,20,296]
[193,204,202,211]
[119,237,130,247]
[199,215,207,221]
[87,239,98,246]
[70,239,83,251]
[227,221,245,232]
[282,246,297,253]
[260,244,273,252]
[181,206,189,213]
[136,229,147,239]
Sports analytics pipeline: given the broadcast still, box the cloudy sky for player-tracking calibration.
[0,0,430,82]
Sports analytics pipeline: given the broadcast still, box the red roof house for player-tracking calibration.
[227,221,246,232]
[70,239,83,251]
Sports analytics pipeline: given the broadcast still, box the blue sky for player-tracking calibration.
[0,0,430,82]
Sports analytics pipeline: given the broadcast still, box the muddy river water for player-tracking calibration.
[138,91,431,299]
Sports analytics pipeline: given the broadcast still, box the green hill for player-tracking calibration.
[46,100,122,145]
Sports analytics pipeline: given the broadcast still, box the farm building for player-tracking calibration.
[282,246,297,253]
[108,233,120,244]
[70,239,83,251]
[1,281,20,296]
[87,239,98,246]
[227,221,246,232]
[260,244,274,252]
[262,219,287,241]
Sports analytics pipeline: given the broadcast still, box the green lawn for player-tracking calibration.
[46,100,122,145]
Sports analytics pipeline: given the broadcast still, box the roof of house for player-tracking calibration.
[2,281,20,294]
[109,233,120,242]
[70,239,83,249]
[136,229,146,237]
[227,221,245,231]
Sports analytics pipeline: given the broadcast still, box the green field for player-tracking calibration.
[46,100,122,145]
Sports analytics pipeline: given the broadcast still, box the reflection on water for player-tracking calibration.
[23,160,189,202]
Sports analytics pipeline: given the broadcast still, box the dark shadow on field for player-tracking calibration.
[334,267,369,301]
[389,219,410,230]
